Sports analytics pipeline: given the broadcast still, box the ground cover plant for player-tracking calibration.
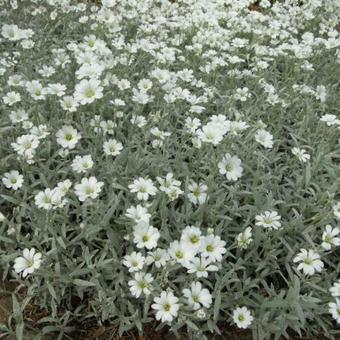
[0,0,340,339]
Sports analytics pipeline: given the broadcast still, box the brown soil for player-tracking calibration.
[0,281,12,326]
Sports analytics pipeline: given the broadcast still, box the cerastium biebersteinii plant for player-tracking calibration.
[0,0,340,339]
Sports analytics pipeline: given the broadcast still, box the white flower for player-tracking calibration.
[21,39,33,48]
[56,126,81,149]
[22,40,34,50]
[152,139,164,148]
[315,85,326,103]
[157,173,181,194]
[196,123,225,145]
[11,134,39,158]
[185,117,201,133]
[234,87,251,101]
[7,74,25,87]
[333,202,340,220]
[26,80,47,100]
[180,226,202,250]
[22,121,33,130]
[229,121,249,135]
[2,24,22,41]
[123,251,145,272]
[255,211,282,230]
[57,179,72,194]
[184,257,218,278]
[183,281,212,310]
[209,115,229,132]
[150,68,171,84]
[138,79,153,92]
[218,153,243,181]
[101,120,116,135]
[125,205,150,224]
[156,173,183,200]
[60,96,79,112]
[132,88,152,104]
[293,249,324,275]
[2,170,24,190]
[102,0,115,7]
[74,177,104,202]
[14,248,42,278]
[74,78,103,105]
[103,139,123,156]
[133,221,160,249]
[187,181,208,205]
[71,155,94,173]
[116,79,131,90]
[76,63,104,80]
[321,225,340,250]
[320,114,340,126]
[128,272,154,298]
[131,115,147,128]
[292,147,310,162]
[128,177,157,201]
[83,34,99,50]
[152,291,179,323]
[125,204,150,223]
[146,248,170,268]
[3,91,21,106]
[150,127,170,140]
[192,136,202,149]
[38,65,55,78]
[168,240,196,264]
[9,109,28,124]
[330,280,340,297]
[35,188,66,210]
[255,129,273,149]
[30,125,49,140]
[58,149,70,158]
[90,115,102,133]
[47,83,66,97]
[21,40,33,49]
[329,299,340,324]
[166,186,183,201]
[232,307,253,329]
[200,235,226,262]
[236,227,253,249]
[196,308,206,319]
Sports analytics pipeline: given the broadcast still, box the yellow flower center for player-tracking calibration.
[85,187,94,195]
[225,164,232,172]
[139,281,148,289]
[263,217,272,225]
[85,89,95,98]
[26,259,34,268]
[325,235,332,243]
[303,257,312,265]
[190,235,199,244]
[206,244,214,252]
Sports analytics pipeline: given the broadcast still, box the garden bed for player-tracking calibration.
[0,0,340,339]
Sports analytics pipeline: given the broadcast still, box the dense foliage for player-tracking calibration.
[0,0,340,339]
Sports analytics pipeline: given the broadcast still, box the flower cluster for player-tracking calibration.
[123,199,232,323]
